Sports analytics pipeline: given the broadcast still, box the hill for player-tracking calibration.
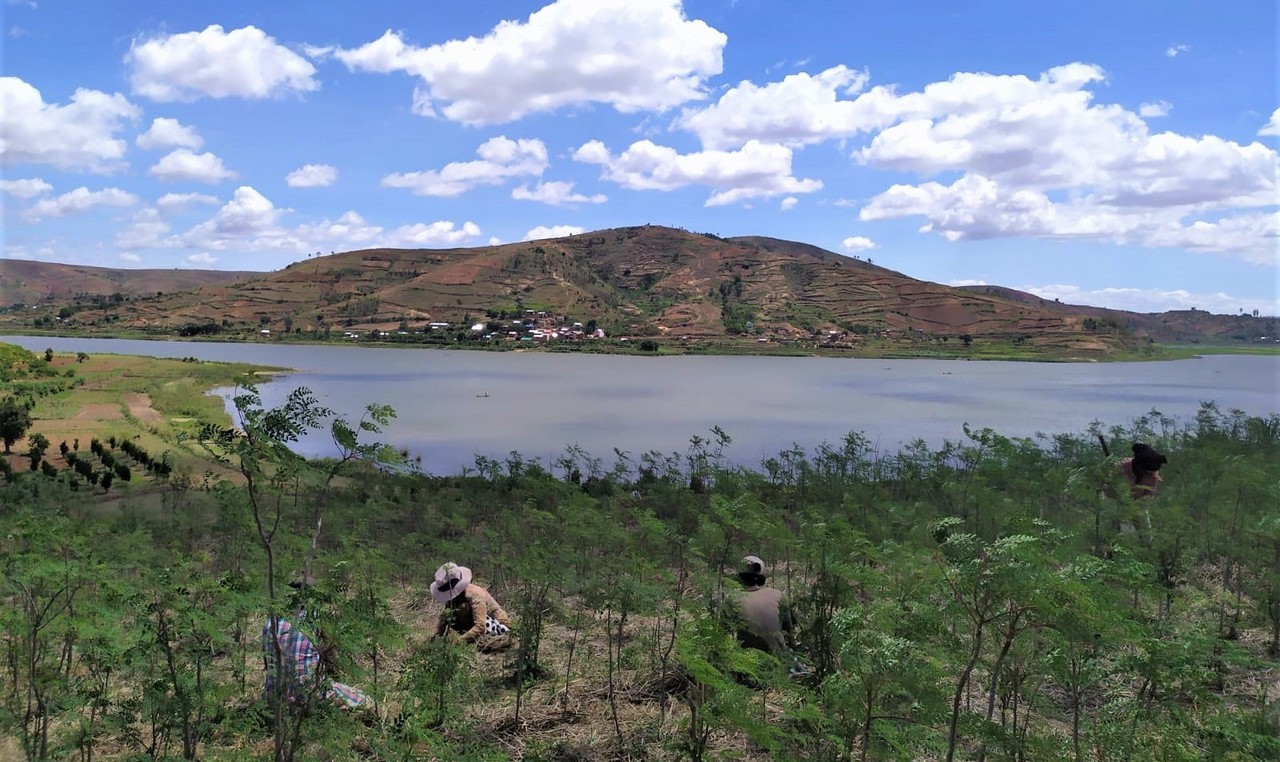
[958,285,1278,344]
[0,260,255,305]
[4,226,1145,354]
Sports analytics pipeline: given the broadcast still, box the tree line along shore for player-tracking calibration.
[1,343,1279,760]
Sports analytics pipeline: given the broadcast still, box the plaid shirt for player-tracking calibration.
[262,614,370,708]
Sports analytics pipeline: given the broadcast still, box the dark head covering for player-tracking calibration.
[1131,443,1167,474]
[738,555,767,587]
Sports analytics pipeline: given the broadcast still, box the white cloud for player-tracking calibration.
[127,25,318,101]
[183,186,288,250]
[382,136,547,196]
[0,177,51,198]
[861,175,1279,264]
[25,186,137,220]
[1259,108,1280,137]
[136,117,203,149]
[1166,44,1190,58]
[679,65,871,149]
[156,192,219,213]
[184,252,219,268]
[335,0,726,125]
[115,208,173,250]
[1015,283,1278,316]
[575,138,821,206]
[488,236,503,246]
[680,62,1104,150]
[286,163,338,187]
[780,196,798,211]
[0,76,140,171]
[118,252,142,264]
[294,211,383,247]
[149,149,235,183]
[832,63,1278,262]
[387,221,482,246]
[1138,101,1171,118]
[511,180,606,206]
[524,225,584,241]
[841,235,876,252]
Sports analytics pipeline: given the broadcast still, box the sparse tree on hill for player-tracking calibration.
[0,398,34,454]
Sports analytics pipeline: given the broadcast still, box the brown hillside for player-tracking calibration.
[0,260,257,304]
[959,285,1279,344]
[25,226,1266,353]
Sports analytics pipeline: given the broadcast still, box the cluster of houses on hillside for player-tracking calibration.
[474,310,607,343]
[336,309,607,343]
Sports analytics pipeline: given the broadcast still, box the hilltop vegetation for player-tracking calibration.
[1,346,1278,760]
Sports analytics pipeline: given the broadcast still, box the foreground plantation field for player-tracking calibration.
[1,346,1278,760]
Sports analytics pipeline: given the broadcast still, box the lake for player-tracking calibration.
[6,336,1278,474]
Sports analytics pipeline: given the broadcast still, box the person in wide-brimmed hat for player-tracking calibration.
[431,562,512,651]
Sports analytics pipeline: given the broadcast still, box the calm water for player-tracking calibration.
[7,336,1279,474]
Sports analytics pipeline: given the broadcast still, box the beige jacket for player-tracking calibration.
[435,584,510,642]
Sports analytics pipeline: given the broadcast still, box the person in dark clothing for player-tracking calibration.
[1119,442,1168,500]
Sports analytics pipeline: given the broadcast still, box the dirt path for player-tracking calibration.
[123,393,163,423]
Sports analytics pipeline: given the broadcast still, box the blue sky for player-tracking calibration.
[2,0,1277,315]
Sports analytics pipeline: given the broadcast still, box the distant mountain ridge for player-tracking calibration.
[0,260,256,305]
[1,226,1271,351]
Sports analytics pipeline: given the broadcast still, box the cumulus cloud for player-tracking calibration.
[679,65,871,149]
[511,180,606,206]
[862,176,1279,264]
[524,225,585,241]
[115,208,173,250]
[1166,44,1190,58]
[119,252,142,264]
[382,136,547,196]
[1016,283,1277,316]
[294,211,383,247]
[156,192,219,213]
[1259,108,1280,137]
[25,186,137,220]
[184,252,219,267]
[136,117,203,149]
[134,185,483,258]
[680,63,1104,150]
[182,186,288,250]
[817,63,1280,262]
[0,76,140,171]
[780,196,798,211]
[286,163,337,187]
[334,0,725,125]
[574,138,821,206]
[387,221,483,246]
[149,149,235,183]
[841,235,876,252]
[127,25,318,101]
[0,177,51,198]
[1138,101,1171,118]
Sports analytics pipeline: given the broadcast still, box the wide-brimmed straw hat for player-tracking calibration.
[430,562,472,602]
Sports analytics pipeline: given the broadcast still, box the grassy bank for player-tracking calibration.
[0,345,283,490]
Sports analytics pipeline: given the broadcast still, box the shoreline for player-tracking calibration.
[5,328,1277,364]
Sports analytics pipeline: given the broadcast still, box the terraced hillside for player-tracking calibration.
[3,226,1139,352]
